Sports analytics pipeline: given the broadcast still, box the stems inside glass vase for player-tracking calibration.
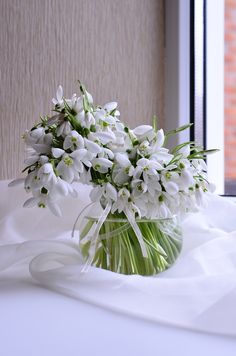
[80,215,182,276]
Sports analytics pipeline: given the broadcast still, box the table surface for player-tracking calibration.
[1,275,236,356]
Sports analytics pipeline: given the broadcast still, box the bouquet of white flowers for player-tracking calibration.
[10,83,216,275]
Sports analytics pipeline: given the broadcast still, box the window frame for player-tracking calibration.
[165,0,224,195]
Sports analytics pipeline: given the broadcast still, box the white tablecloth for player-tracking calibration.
[1,180,236,355]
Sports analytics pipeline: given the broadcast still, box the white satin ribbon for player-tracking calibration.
[124,207,148,258]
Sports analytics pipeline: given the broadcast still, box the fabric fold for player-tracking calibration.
[1,180,236,337]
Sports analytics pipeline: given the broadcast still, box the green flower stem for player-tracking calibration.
[80,215,182,276]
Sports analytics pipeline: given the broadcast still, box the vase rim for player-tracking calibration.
[84,215,177,223]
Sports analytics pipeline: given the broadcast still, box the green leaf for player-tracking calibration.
[168,153,183,165]
[171,141,194,154]
[152,115,158,131]
[165,123,193,138]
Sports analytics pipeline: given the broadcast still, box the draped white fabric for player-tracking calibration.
[1,180,236,337]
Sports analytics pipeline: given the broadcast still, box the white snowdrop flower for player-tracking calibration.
[31,133,53,155]
[144,176,162,195]
[84,90,93,104]
[194,185,205,206]
[111,188,130,214]
[23,127,45,146]
[112,153,134,185]
[103,102,118,113]
[154,129,165,148]
[134,158,162,185]
[132,125,155,142]
[56,149,87,183]
[137,157,163,173]
[76,109,96,129]
[99,147,114,160]
[39,155,49,165]
[94,130,116,145]
[95,107,117,125]
[163,181,179,196]
[65,93,77,110]
[24,191,62,217]
[131,179,148,198]
[84,138,101,154]
[115,153,131,168]
[137,140,151,157]
[72,96,84,113]
[52,85,64,108]
[191,157,207,172]
[94,108,106,122]
[160,171,179,195]
[85,112,96,128]
[56,120,72,137]
[63,131,84,150]
[24,147,40,166]
[37,163,57,190]
[90,183,117,203]
[52,147,65,158]
[151,150,173,165]
[92,157,113,173]
[23,169,39,191]
[79,167,92,185]
[177,169,195,189]
[159,201,172,219]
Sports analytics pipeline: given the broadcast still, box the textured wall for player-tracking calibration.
[0,0,165,179]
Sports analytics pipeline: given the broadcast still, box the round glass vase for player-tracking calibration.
[79,214,182,276]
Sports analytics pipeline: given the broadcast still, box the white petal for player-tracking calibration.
[24,156,39,166]
[113,171,129,185]
[96,131,116,144]
[54,178,69,196]
[48,202,62,217]
[164,181,179,195]
[8,178,25,187]
[85,91,93,104]
[31,127,44,139]
[56,124,64,137]
[52,147,64,158]
[74,97,83,112]
[32,144,50,154]
[63,167,74,183]
[70,148,87,160]
[133,125,153,137]
[64,122,72,136]
[180,170,195,186]
[106,183,117,201]
[84,138,101,154]
[23,197,38,208]
[63,136,72,150]
[41,163,53,174]
[93,157,113,169]
[103,102,118,112]
[115,153,130,167]
[156,129,165,147]
[102,148,114,159]
[56,85,63,101]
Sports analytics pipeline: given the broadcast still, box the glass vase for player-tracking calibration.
[79,214,182,276]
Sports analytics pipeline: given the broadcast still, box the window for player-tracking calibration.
[165,0,224,195]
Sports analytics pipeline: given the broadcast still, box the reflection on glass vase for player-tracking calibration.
[79,214,182,276]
